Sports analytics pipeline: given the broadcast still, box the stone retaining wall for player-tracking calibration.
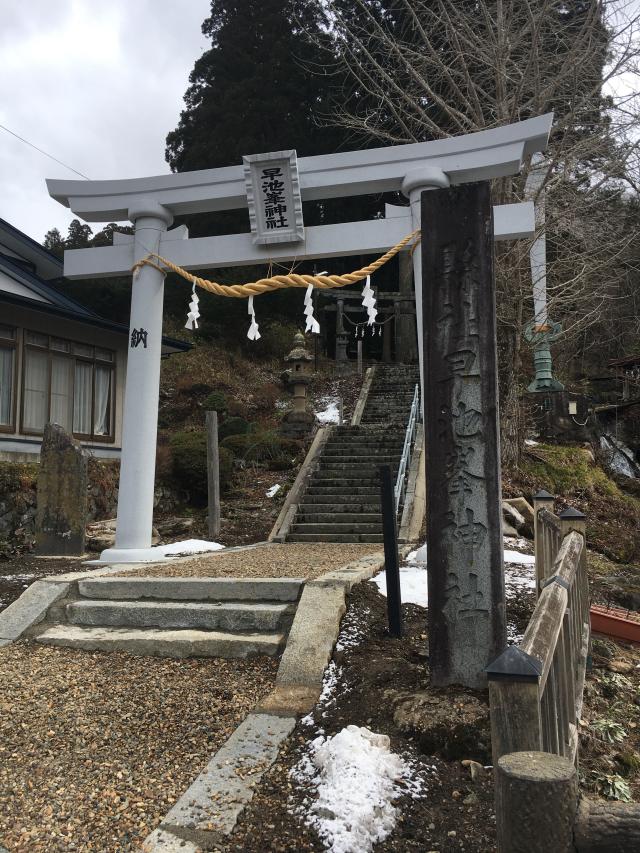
[0,459,180,552]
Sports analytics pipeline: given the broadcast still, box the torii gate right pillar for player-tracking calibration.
[421,182,506,689]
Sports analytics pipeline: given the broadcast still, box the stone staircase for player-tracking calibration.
[286,365,419,543]
[31,576,303,658]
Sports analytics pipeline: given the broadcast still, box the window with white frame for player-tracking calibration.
[0,325,16,431]
[21,331,115,441]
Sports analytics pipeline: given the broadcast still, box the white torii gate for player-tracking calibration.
[47,113,553,562]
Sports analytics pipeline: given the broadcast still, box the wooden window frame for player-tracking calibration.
[19,330,116,443]
[0,326,17,434]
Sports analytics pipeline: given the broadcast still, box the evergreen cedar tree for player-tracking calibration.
[165,0,342,176]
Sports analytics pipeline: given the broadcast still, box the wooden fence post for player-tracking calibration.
[486,646,543,766]
[533,489,555,594]
[496,751,577,853]
[206,410,221,540]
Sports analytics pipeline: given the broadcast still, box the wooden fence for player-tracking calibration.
[487,493,590,766]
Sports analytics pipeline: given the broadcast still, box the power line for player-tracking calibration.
[0,122,90,180]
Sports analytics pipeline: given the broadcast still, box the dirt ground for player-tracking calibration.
[227,567,640,852]
[228,581,498,853]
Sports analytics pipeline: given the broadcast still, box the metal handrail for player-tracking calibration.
[394,383,420,514]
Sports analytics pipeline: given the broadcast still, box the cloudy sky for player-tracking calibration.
[0,0,211,243]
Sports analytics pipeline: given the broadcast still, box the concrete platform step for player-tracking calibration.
[66,599,295,632]
[305,486,380,496]
[295,512,381,524]
[34,624,285,658]
[299,500,380,511]
[286,533,384,543]
[77,577,303,602]
[289,522,382,534]
[310,473,381,483]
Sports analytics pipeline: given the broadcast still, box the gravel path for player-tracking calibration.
[113,543,383,579]
[0,642,277,852]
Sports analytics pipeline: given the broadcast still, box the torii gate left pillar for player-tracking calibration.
[101,201,172,562]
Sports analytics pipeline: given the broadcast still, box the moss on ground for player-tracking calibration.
[508,443,640,563]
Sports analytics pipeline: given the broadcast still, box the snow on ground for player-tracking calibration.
[335,606,370,654]
[504,549,535,566]
[371,537,535,609]
[406,544,427,564]
[370,566,429,608]
[152,539,224,557]
[266,484,281,497]
[315,396,341,424]
[291,726,426,853]
[524,438,540,446]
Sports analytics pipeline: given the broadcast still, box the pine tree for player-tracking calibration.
[43,227,65,259]
[166,0,342,173]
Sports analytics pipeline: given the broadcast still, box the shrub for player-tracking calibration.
[170,431,233,504]
[218,416,249,440]
[221,430,300,463]
[203,390,228,413]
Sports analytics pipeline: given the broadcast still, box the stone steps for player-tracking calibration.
[35,625,285,658]
[294,512,381,524]
[285,364,418,543]
[33,576,303,659]
[291,522,382,535]
[287,533,384,543]
[65,599,296,633]
[299,501,381,512]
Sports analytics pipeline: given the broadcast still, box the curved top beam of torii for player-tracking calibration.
[47,113,553,222]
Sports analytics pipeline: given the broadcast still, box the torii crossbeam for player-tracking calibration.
[47,113,552,562]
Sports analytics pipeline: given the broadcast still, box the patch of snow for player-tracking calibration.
[266,484,281,498]
[335,607,370,653]
[153,539,224,557]
[600,435,639,478]
[504,535,532,551]
[524,438,540,446]
[371,566,428,608]
[406,543,427,564]
[292,725,416,853]
[504,549,535,565]
[315,396,341,424]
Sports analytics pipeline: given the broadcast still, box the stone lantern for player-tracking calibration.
[281,331,315,438]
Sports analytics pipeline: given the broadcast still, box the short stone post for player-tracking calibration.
[421,182,506,688]
[495,751,577,853]
[206,411,220,540]
[533,489,555,594]
[35,423,88,556]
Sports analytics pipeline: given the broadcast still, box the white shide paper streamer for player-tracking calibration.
[184,279,200,330]
[247,295,261,340]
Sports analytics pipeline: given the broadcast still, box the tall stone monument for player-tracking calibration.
[422,182,506,689]
[35,423,88,556]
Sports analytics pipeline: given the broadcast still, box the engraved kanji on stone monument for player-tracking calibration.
[35,423,88,556]
[423,182,506,689]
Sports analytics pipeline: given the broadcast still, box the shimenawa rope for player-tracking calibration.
[131,229,421,298]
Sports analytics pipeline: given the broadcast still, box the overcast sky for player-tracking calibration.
[0,0,211,243]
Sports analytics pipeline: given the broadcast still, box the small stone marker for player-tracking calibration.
[422,182,506,688]
[35,423,88,556]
